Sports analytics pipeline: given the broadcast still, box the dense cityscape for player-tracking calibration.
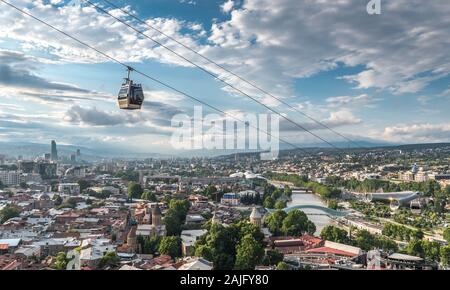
[0,140,449,270]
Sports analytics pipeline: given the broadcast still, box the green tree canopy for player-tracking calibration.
[264,210,287,236]
[276,261,290,270]
[194,221,265,270]
[127,182,143,201]
[52,252,68,270]
[262,249,284,266]
[77,179,91,193]
[234,234,265,270]
[320,225,349,244]
[263,196,275,209]
[443,228,450,243]
[159,236,181,258]
[275,200,287,210]
[141,190,157,202]
[98,251,120,269]
[440,245,450,267]
[281,209,316,236]
[0,206,21,224]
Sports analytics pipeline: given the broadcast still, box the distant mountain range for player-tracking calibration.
[0,141,167,161]
[0,140,449,160]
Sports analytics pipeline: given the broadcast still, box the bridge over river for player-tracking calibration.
[266,204,349,218]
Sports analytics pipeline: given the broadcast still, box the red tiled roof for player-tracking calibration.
[305,247,357,257]
[299,234,323,244]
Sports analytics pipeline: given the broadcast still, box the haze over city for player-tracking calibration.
[1,0,450,156]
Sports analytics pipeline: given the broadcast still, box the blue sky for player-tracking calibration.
[0,0,450,156]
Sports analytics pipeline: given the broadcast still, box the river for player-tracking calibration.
[287,190,332,235]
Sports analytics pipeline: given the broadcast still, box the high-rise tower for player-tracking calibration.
[51,140,58,161]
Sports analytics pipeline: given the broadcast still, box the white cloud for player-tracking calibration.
[221,0,234,13]
[2,0,448,101]
[326,94,377,108]
[382,123,450,143]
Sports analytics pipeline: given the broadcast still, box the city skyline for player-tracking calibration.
[1,0,450,155]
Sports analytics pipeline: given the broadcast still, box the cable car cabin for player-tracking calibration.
[118,68,144,110]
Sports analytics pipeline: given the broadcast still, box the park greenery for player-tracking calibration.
[320,226,398,253]
[405,239,450,265]
[264,172,341,200]
[320,225,350,244]
[382,223,423,242]
[260,183,294,209]
[264,209,316,236]
[194,220,266,270]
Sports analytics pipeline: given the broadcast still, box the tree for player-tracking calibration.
[194,223,236,270]
[234,234,264,270]
[19,182,28,189]
[164,211,182,236]
[264,210,287,236]
[159,236,181,258]
[204,185,218,200]
[168,199,190,222]
[271,189,282,200]
[281,209,316,236]
[0,206,21,224]
[137,235,161,255]
[320,225,349,244]
[77,179,90,193]
[98,251,120,269]
[127,182,143,201]
[231,220,265,244]
[194,244,214,262]
[164,199,191,236]
[353,230,376,252]
[0,180,4,189]
[422,240,441,262]
[275,200,287,210]
[440,246,450,267]
[284,185,292,197]
[263,196,275,209]
[263,249,284,266]
[443,228,450,243]
[327,199,338,210]
[52,252,68,270]
[405,239,425,258]
[58,197,77,209]
[141,191,157,202]
[276,261,290,270]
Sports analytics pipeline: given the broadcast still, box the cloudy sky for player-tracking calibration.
[0,0,450,155]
